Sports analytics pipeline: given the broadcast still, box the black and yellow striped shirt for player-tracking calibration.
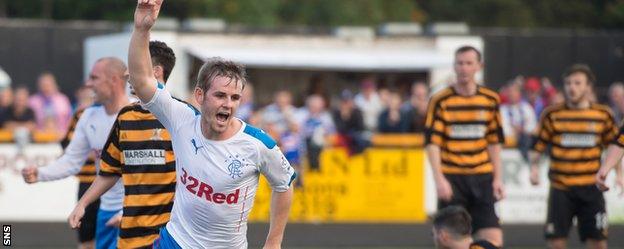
[61,108,97,183]
[99,102,178,249]
[532,103,617,189]
[425,86,504,175]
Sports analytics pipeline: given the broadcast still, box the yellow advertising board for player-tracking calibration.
[248,147,427,223]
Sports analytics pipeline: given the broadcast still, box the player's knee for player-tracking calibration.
[78,241,95,249]
[586,239,607,249]
[547,238,567,249]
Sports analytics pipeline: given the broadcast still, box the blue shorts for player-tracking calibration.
[153,226,182,249]
[95,209,121,249]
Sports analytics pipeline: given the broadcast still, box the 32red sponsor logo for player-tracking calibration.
[180,168,239,204]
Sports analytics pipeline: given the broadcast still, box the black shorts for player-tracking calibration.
[438,173,500,231]
[545,185,607,242]
[77,182,100,243]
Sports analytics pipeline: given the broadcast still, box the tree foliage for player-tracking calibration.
[1,0,622,29]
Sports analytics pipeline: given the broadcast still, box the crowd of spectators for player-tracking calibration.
[3,70,624,171]
[243,76,431,174]
[241,75,624,172]
[0,72,92,141]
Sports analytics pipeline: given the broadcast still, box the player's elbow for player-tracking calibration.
[425,144,439,151]
[128,75,151,88]
[272,188,294,201]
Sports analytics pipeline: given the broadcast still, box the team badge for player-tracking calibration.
[226,155,244,179]
[150,128,162,141]
[150,128,163,141]
[478,110,486,121]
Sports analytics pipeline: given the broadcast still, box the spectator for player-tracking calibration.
[1,86,36,132]
[552,91,565,105]
[0,86,11,108]
[261,90,300,142]
[331,90,367,154]
[523,76,546,117]
[354,76,384,132]
[298,94,335,172]
[609,82,624,123]
[29,72,72,134]
[260,90,303,182]
[498,85,510,105]
[588,86,598,103]
[378,91,409,133]
[541,77,558,106]
[403,81,429,133]
[0,66,11,90]
[246,106,262,127]
[378,81,391,107]
[72,85,95,112]
[500,83,536,161]
[236,83,254,122]
[0,86,13,127]
[500,76,524,104]
[306,74,331,108]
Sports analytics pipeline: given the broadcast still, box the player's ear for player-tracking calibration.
[439,229,450,244]
[194,86,204,104]
[153,65,163,81]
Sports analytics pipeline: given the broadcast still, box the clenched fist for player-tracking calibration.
[21,166,38,184]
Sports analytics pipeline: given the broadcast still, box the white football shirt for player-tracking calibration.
[37,105,125,211]
[144,84,296,248]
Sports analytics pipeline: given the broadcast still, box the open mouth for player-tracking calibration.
[216,112,230,123]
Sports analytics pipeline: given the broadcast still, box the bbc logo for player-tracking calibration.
[2,225,9,246]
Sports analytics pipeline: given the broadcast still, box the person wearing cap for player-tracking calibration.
[523,77,546,117]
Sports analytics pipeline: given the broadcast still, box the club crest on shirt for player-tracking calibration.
[150,128,163,141]
[478,110,486,120]
[225,155,244,179]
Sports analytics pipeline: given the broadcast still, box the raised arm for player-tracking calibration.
[128,0,163,103]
